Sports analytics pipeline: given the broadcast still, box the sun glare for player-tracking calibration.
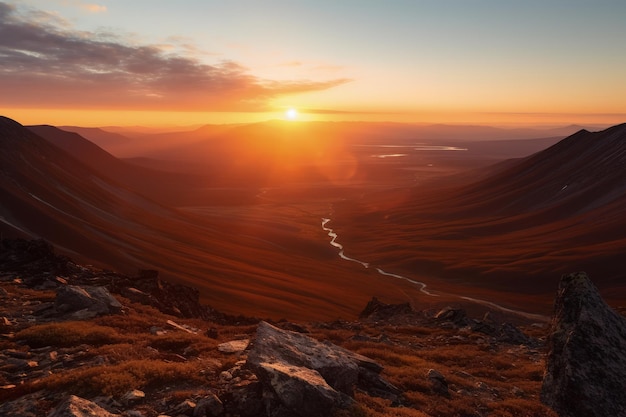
[285,108,298,120]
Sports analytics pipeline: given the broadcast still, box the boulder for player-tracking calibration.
[193,392,224,417]
[426,368,449,397]
[434,306,468,326]
[541,272,626,417]
[47,395,120,417]
[246,321,399,416]
[55,285,122,318]
[217,339,249,354]
[359,296,413,320]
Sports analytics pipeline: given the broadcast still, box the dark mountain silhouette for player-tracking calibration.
[27,125,212,207]
[57,126,132,149]
[334,124,626,307]
[0,116,187,265]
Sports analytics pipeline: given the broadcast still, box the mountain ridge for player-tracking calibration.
[332,122,626,306]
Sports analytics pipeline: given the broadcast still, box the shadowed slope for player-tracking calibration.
[333,124,626,308]
[27,125,217,207]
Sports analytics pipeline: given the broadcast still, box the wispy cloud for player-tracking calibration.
[277,61,303,68]
[60,0,107,14]
[79,3,107,14]
[0,2,350,112]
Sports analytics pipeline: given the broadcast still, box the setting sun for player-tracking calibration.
[285,108,298,120]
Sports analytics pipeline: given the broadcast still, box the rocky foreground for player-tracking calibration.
[1,239,625,417]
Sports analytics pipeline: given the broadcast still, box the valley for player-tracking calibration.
[1,116,624,321]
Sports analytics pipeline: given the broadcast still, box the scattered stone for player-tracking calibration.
[217,339,249,354]
[193,392,224,417]
[122,389,145,404]
[453,370,474,379]
[205,327,218,339]
[120,287,154,306]
[150,326,167,336]
[169,400,196,416]
[475,381,491,391]
[511,386,525,397]
[434,306,467,326]
[348,333,392,344]
[4,348,31,359]
[359,296,413,320]
[542,272,626,417]
[497,322,531,345]
[166,319,197,334]
[426,369,449,396]
[48,395,121,417]
[0,316,12,332]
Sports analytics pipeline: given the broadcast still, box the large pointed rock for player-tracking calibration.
[541,272,626,417]
[246,321,399,417]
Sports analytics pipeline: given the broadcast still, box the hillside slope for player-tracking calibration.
[333,124,626,307]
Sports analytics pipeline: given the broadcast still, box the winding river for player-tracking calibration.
[321,217,549,322]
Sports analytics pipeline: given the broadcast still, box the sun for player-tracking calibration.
[285,108,298,120]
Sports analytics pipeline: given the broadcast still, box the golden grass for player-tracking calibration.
[30,358,215,397]
[318,323,556,417]
[15,321,127,348]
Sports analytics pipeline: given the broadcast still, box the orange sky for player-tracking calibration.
[2,1,626,127]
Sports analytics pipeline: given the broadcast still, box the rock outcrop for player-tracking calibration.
[55,285,122,319]
[245,321,400,416]
[359,296,414,320]
[47,395,120,417]
[541,272,626,417]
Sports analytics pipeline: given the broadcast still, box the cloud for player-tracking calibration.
[60,1,107,14]
[0,2,350,112]
[277,61,303,67]
[79,3,107,14]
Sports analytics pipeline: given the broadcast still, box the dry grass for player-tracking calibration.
[15,321,127,348]
[318,322,557,417]
[30,358,216,397]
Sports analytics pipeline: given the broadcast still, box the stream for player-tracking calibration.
[321,217,549,322]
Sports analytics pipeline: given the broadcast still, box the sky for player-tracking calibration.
[1,0,626,127]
